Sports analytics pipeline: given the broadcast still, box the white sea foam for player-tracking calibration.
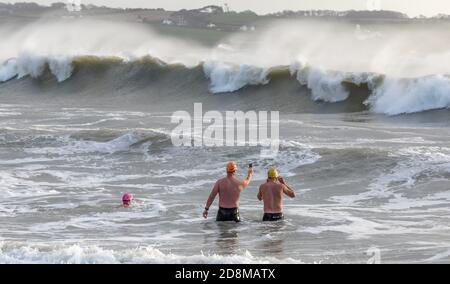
[29,202,167,232]
[0,204,38,217]
[244,141,321,181]
[16,52,47,79]
[203,60,450,114]
[330,146,450,205]
[366,75,450,115]
[369,146,450,199]
[424,249,450,262]
[0,157,57,165]
[291,205,449,240]
[47,56,73,82]
[0,59,18,82]
[0,242,301,264]
[293,63,450,115]
[0,53,73,82]
[0,170,60,198]
[297,68,350,102]
[203,61,270,93]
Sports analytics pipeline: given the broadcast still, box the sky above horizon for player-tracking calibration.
[4,0,450,17]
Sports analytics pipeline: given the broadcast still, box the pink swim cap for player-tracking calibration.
[122,193,134,205]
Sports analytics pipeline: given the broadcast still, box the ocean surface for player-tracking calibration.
[0,18,449,264]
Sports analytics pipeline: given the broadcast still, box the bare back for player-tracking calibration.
[258,177,295,214]
[204,169,253,218]
[258,181,286,214]
[216,176,243,208]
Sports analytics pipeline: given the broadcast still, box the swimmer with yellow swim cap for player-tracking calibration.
[203,161,254,222]
[268,167,279,179]
[257,167,296,221]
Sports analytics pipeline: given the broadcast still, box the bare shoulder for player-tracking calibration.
[257,183,264,192]
[233,176,245,185]
[214,177,226,189]
[218,177,228,183]
[260,182,270,189]
[278,183,287,191]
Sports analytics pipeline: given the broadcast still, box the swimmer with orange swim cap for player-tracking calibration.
[203,161,254,222]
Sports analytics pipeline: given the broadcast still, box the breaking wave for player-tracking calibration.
[1,18,450,116]
[1,53,450,116]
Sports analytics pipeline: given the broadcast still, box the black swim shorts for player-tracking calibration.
[262,213,284,222]
[216,207,241,222]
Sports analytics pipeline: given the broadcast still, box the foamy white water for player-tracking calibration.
[0,102,448,263]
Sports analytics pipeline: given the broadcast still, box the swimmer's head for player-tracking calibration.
[226,161,237,174]
[122,193,134,206]
[268,167,279,179]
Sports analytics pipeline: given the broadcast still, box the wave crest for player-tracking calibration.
[366,75,450,115]
[1,53,450,115]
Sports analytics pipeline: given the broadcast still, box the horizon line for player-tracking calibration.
[2,1,450,18]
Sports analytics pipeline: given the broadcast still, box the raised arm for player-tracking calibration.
[239,167,254,190]
[203,181,219,218]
